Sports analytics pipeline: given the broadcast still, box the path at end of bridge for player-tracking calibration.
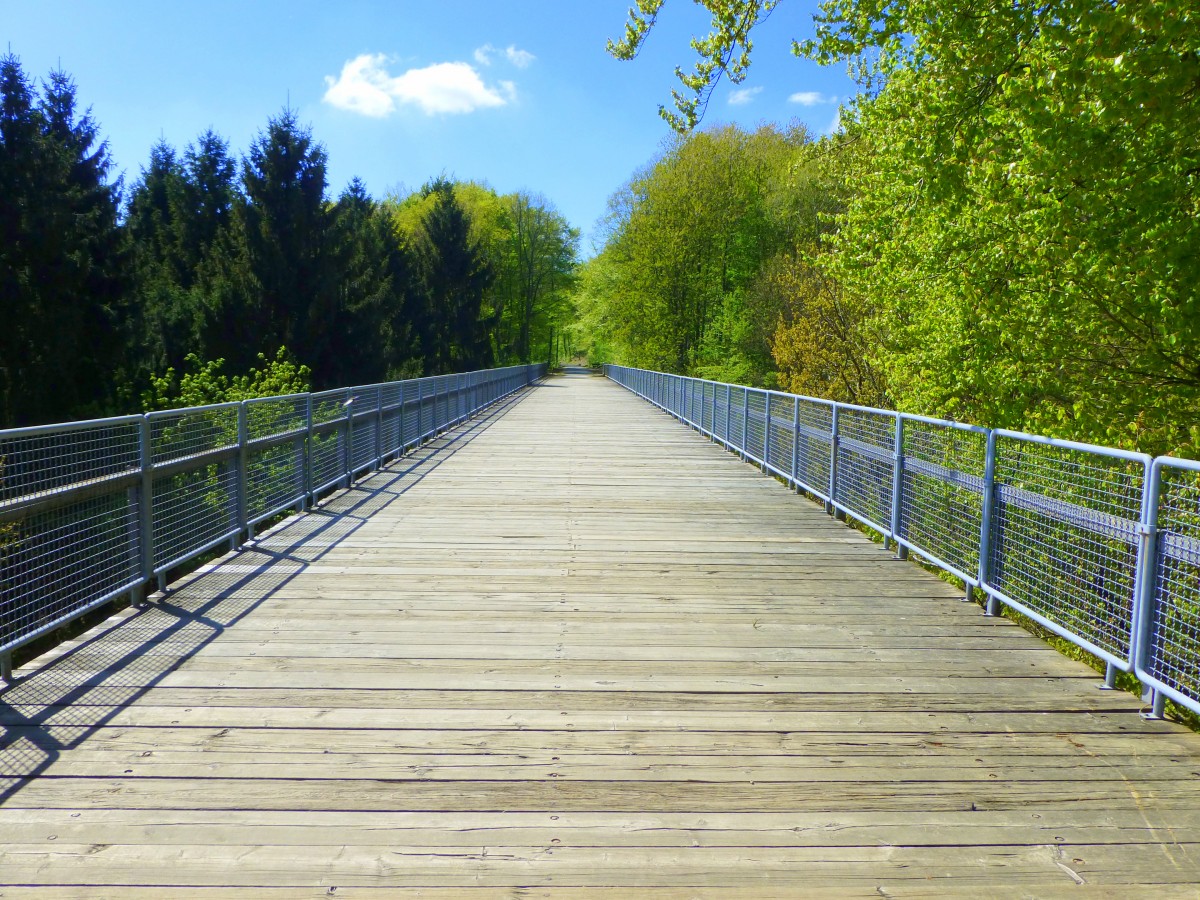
[2,371,1198,894]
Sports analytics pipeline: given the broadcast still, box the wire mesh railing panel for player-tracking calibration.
[987,433,1147,666]
[835,407,895,532]
[401,382,421,446]
[729,388,747,453]
[436,382,450,429]
[714,387,730,444]
[311,389,349,428]
[745,391,767,461]
[310,427,345,493]
[382,405,403,457]
[424,387,434,436]
[351,417,378,471]
[0,418,142,503]
[1141,460,1200,711]
[702,382,715,434]
[246,438,305,524]
[899,418,987,581]
[381,383,404,411]
[767,399,795,478]
[245,395,306,444]
[1,491,142,652]
[151,463,238,571]
[149,404,239,465]
[794,399,833,498]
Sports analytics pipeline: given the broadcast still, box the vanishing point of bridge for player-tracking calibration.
[2,371,1199,893]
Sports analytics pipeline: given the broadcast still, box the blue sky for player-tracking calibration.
[1,1,856,251]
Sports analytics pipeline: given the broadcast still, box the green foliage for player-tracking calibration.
[125,130,238,377]
[765,248,886,405]
[142,348,311,411]
[580,121,837,385]
[810,0,1200,456]
[390,180,579,369]
[0,55,128,427]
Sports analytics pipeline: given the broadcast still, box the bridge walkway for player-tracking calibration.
[1,371,1198,894]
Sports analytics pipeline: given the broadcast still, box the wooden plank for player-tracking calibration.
[3,843,1200,888]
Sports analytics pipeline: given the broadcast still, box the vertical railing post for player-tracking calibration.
[1133,460,1164,714]
[763,392,771,473]
[791,396,800,491]
[979,430,999,616]
[236,401,249,545]
[375,385,384,469]
[417,380,424,443]
[344,397,354,487]
[829,405,840,518]
[741,387,750,459]
[139,415,155,596]
[705,383,713,439]
[304,394,314,505]
[725,384,732,446]
[891,414,907,559]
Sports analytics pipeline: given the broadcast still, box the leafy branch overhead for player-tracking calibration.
[607,0,780,131]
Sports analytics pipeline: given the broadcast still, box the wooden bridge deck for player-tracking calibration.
[2,372,1199,895]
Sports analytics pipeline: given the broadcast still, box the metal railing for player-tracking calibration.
[606,364,1200,719]
[0,364,546,677]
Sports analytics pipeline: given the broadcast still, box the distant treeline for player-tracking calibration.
[0,55,578,428]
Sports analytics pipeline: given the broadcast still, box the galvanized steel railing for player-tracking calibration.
[0,364,546,677]
[606,364,1200,719]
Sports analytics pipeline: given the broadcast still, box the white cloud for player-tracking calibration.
[505,45,535,68]
[474,44,535,68]
[728,86,763,106]
[323,54,513,117]
[788,91,835,106]
[825,108,843,135]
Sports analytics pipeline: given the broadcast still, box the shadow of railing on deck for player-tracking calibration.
[0,386,537,805]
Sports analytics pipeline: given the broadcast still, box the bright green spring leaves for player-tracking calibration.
[578,122,846,388]
[819,0,1200,455]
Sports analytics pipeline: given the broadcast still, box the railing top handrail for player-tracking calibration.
[146,401,242,419]
[1154,455,1200,475]
[897,410,989,434]
[992,427,1152,465]
[244,392,310,406]
[0,413,144,440]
